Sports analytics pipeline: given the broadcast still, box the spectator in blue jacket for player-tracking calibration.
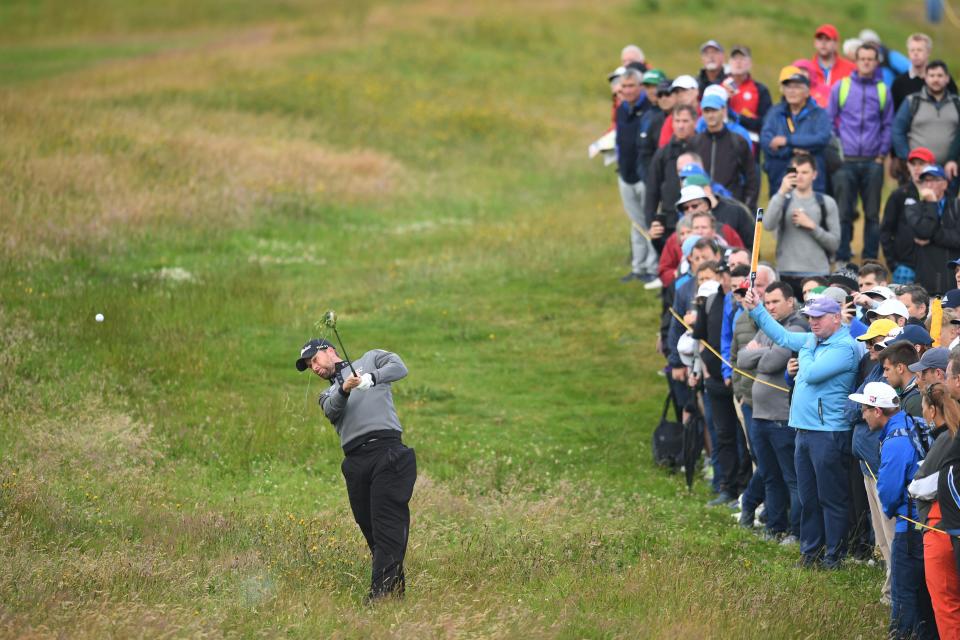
[827,42,894,263]
[858,29,910,88]
[614,68,658,284]
[741,290,860,569]
[847,318,902,596]
[849,382,936,640]
[761,66,832,194]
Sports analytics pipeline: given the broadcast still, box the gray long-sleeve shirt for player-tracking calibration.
[763,191,840,275]
[737,310,807,421]
[318,349,408,450]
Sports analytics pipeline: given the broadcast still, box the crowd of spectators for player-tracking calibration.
[608,25,960,640]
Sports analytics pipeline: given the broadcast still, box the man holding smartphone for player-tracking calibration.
[762,153,841,295]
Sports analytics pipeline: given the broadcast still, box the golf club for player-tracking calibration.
[322,310,358,377]
[749,208,763,290]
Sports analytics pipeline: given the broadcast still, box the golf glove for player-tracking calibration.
[356,373,375,391]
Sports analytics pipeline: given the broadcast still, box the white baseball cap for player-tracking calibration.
[671,75,698,91]
[697,280,721,298]
[676,185,710,209]
[867,298,910,321]
[677,332,697,367]
[848,381,900,409]
[607,66,627,82]
[864,286,895,301]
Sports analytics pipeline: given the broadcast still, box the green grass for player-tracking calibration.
[1,0,954,636]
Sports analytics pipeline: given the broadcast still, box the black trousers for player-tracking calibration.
[706,387,750,496]
[847,456,873,560]
[341,438,417,598]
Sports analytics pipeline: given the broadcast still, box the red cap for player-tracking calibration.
[815,24,839,41]
[908,147,936,164]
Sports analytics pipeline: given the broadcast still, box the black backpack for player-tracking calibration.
[908,91,960,120]
[652,390,684,469]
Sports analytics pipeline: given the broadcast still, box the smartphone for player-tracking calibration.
[653,213,667,226]
[786,167,798,176]
[845,294,855,305]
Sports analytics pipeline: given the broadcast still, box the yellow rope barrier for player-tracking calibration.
[631,220,652,242]
[667,305,792,393]
[644,219,958,540]
[863,461,955,538]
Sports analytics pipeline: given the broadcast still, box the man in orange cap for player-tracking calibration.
[881,147,937,284]
[811,24,856,88]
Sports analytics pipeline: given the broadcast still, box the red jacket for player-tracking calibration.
[657,224,745,287]
[730,77,760,119]
[809,55,856,88]
[792,59,832,108]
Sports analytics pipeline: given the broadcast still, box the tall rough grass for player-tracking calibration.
[1,0,951,637]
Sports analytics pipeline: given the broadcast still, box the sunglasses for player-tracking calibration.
[680,202,703,212]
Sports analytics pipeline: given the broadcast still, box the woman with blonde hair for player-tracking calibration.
[914,383,960,638]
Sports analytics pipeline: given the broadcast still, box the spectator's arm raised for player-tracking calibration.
[743,289,808,353]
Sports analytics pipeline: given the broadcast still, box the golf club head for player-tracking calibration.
[322,310,337,329]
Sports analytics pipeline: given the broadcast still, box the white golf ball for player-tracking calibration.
[95,313,104,323]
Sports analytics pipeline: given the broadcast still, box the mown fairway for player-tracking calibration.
[1,0,954,637]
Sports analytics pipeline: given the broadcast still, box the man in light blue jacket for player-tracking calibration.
[742,290,861,568]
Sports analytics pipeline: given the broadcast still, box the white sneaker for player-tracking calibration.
[643,277,663,290]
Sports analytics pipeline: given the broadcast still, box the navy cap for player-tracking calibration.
[907,347,950,373]
[920,164,947,180]
[943,289,960,309]
[889,324,934,346]
[948,257,960,271]
[295,338,335,371]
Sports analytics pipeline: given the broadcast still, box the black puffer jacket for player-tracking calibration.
[691,126,759,209]
[880,182,920,270]
[904,197,960,295]
[644,136,694,230]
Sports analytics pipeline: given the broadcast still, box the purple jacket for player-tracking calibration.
[828,71,893,157]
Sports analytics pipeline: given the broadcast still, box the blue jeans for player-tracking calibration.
[834,159,883,261]
[794,429,852,563]
[752,418,800,536]
[890,528,936,639]
[740,403,765,514]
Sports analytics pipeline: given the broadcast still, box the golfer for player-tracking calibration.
[296,338,417,602]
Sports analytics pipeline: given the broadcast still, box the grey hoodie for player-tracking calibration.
[319,349,408,451]
[763,191,840,275]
